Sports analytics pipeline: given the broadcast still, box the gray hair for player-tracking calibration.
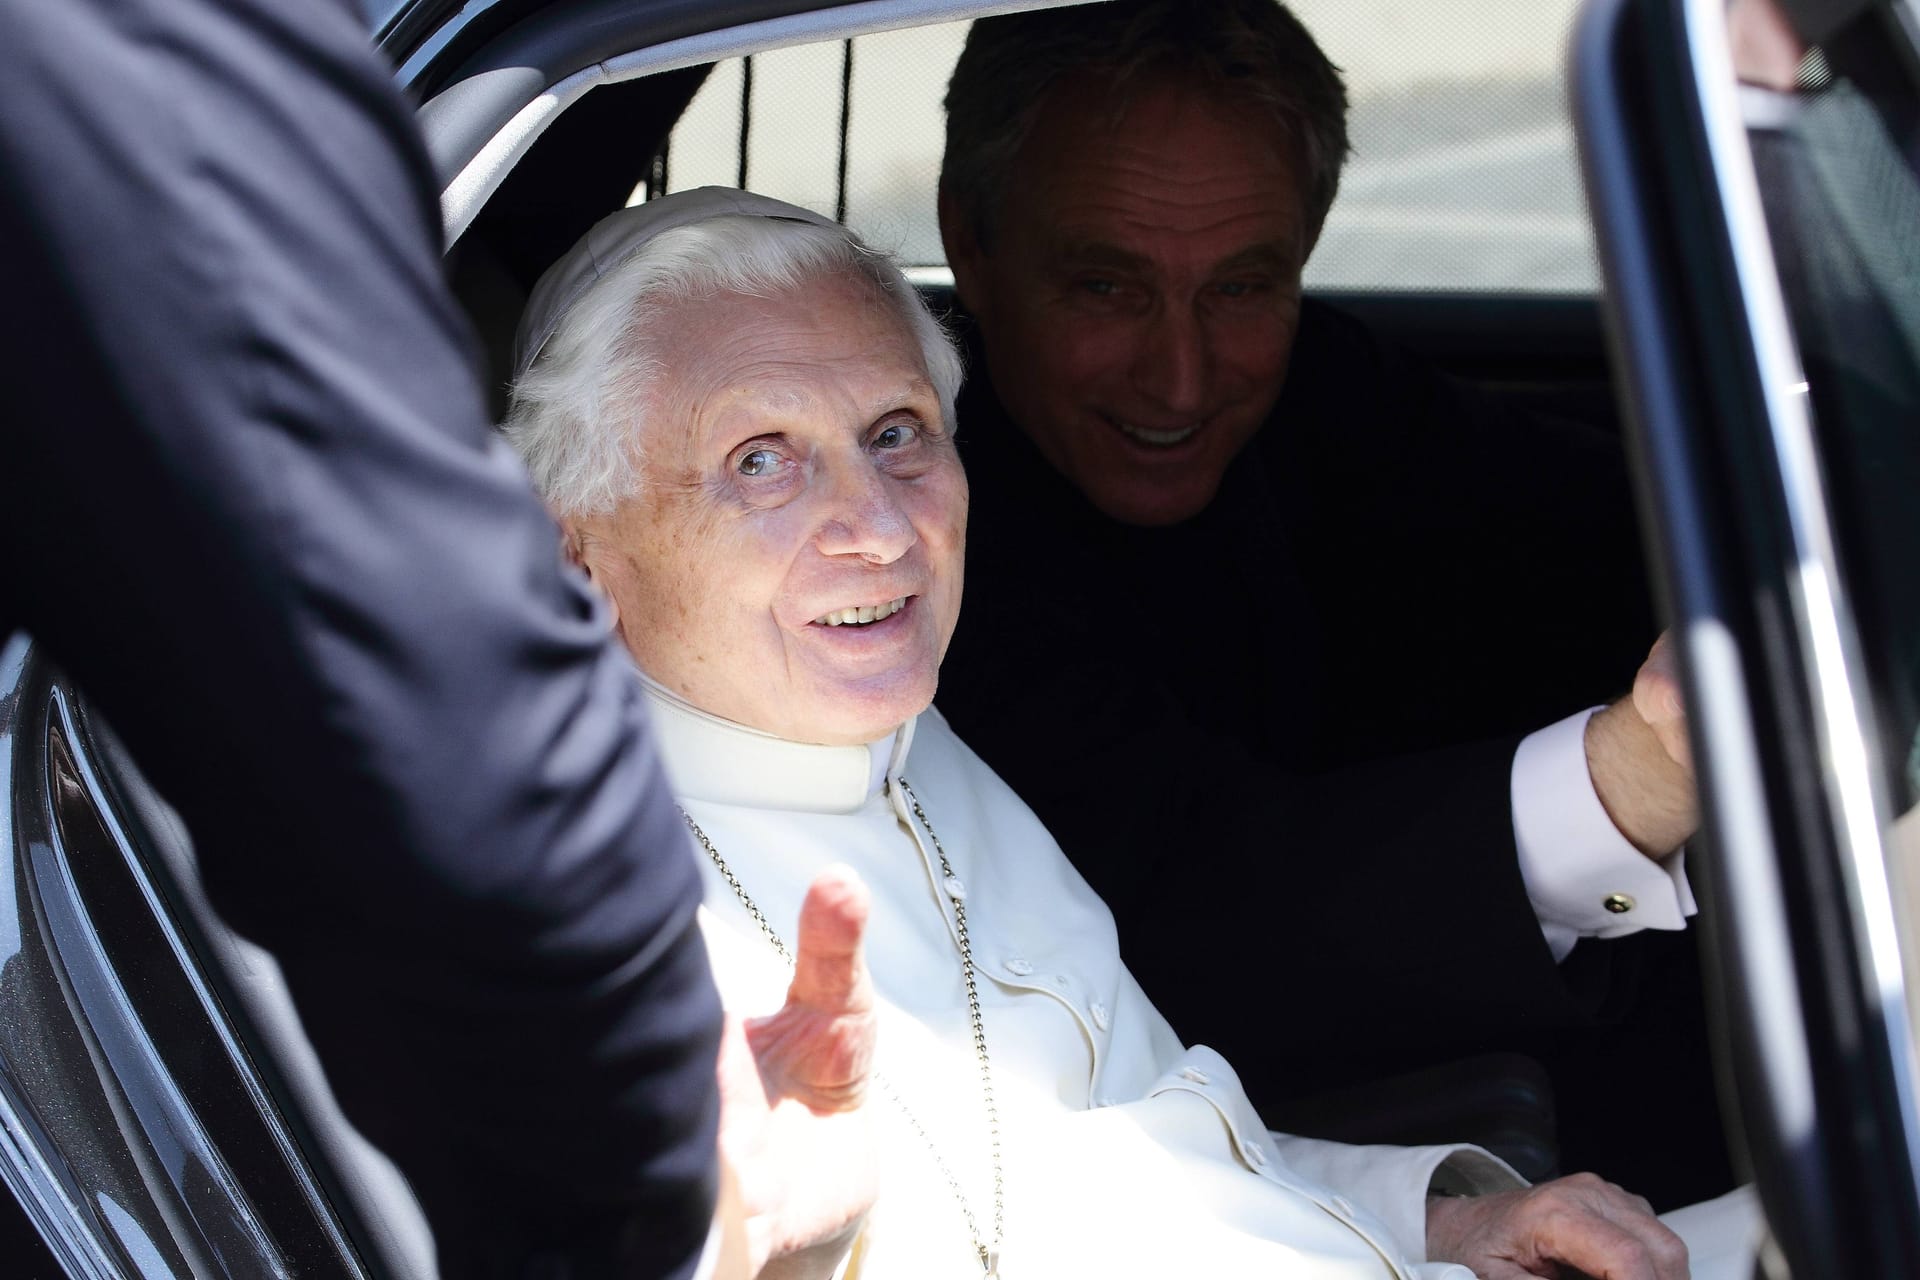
[504,214,963,517]
[942,0,1351,249]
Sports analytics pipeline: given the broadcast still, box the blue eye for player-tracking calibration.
[738,448,777,476]
[874,422,919,450]
[1081,278,1117,297]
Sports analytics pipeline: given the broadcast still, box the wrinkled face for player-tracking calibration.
[946,72,1311,526]
[569,273,968,745]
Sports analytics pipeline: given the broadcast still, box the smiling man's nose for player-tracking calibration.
[1132,306,1210,415]
[817,464,918,564]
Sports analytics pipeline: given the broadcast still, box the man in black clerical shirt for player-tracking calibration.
[931,0,1732,1208]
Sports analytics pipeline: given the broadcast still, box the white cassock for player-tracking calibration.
[642,681,1759,1279]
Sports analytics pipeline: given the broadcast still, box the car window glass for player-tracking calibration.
[1740,6,1920,1013]
[645,1,1598,293]
[658,26,961,273]
[1299,0,1594,292]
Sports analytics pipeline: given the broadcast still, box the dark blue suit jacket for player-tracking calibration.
[0,1,721,1274]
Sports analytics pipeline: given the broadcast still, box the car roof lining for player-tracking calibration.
[421,0,1093,245]
[400,0,863,98]
[459,66,708,291]
[450,64,710,416]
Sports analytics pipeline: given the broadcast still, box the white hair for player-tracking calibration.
[503,214,964,517]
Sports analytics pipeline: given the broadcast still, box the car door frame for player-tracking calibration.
[1573,0,1920,1273]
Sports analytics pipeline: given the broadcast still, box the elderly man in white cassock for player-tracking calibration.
[503,186,1757,1280]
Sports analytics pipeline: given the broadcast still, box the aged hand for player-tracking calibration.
[1587,630,1699,857]
[715,865,879,1279]
[1426,1173,1690,1279]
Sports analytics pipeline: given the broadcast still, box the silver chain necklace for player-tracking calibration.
[679,775,1005,1277]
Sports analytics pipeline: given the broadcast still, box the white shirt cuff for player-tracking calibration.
[1511,708,1696,962]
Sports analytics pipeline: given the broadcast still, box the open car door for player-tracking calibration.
[1573,0,1920,1274]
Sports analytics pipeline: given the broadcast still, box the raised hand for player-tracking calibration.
[715,865,880,1278]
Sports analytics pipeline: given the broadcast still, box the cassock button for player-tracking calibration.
[1090,1001,1111,1031]
[1603,893,1637,915]
[1246,1144,1269,1168]
[1005,956,1034,976]
[1179,1066,1211,1086]
[1333,1195,1356,1217]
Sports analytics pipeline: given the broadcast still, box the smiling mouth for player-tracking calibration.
[812,596,910,627]
[1110,418,1200,448]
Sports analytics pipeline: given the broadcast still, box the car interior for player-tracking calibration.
[5,0,1920,1276]
[430,0,1634,1205]
[432,5,1626,429]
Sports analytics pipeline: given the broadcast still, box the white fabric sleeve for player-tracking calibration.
[1510,708,1697,962]
[1268,1134,1523,1266]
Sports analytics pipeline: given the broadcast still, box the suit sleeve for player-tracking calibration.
[0,1,720,1277]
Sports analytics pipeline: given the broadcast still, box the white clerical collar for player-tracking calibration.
[636,671,912,815]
